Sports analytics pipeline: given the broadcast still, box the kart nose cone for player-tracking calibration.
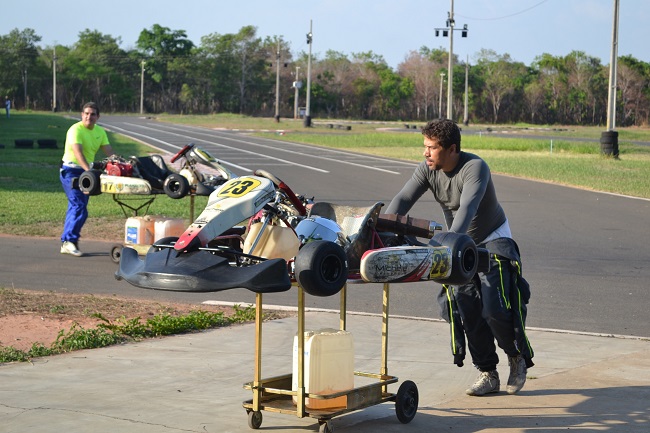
[295,216,344,245]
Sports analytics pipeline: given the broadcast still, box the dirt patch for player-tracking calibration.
[0,289,281,352]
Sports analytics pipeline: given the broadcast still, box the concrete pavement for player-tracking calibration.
[1,309,648,433]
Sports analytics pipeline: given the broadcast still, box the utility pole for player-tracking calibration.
[438,72,445,118]
[463,55,469,125]
[435,0,468,121]
[600,0,620,157]
[52,48,57,112]
[606,0,619,132]
[304,20,313,127]
[140,60,146,114]
[274,38,281,122]
[23,69,27,110]
[447,0,454,120]
[293,66,301,120]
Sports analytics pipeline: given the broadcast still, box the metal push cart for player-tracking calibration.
[242,280,419,433]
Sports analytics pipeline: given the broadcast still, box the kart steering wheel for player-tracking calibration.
[254,169,307,216]
[171,143,194,163]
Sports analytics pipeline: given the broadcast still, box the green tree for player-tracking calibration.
[60,30,134,111]
[137,24,195,112]
[0,28,42,109]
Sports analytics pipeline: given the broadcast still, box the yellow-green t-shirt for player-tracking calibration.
[62,121,110,164]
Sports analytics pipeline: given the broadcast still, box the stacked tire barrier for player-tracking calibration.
[600,130,619,158]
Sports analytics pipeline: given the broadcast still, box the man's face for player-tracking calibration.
[81,108,99,129]
[423,136,456,171]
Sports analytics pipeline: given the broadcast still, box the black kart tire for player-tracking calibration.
[430,232,478,285]
[37,139,58,149]
[78,169,102,195]
[163,173,190,199]
[294,240,348,297]
[395,380,419,424]
[14,139,33,148]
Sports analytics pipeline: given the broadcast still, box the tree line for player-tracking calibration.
[1,25,648,126]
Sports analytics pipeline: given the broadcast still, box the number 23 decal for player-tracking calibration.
[217,178,262,198]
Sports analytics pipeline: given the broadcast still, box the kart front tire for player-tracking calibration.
[78,169,102,195]
[430,232,478,285]
[294,240,348,297]
[163,173,190,199]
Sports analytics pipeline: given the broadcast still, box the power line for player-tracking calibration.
[456,0,550,21]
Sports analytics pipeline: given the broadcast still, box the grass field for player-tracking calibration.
[1,111,648,239]
[0,112,207,239]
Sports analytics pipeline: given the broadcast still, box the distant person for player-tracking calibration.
[59,102,114,257]
[385,118,534,396]
[5,96,10,118]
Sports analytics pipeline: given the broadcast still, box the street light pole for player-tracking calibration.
[463,55,469,125]
[305,20,313,127]
[52,48,57,112]
[601,0,620,157]
[140,60,146,114]
[606,0,619,132]
[293,66,301,120]
[438,72,445,117]
[447,0,454,120]
[274,38,281,122]
[435,0,468,122]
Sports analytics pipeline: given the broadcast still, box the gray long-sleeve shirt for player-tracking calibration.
[385,152,506,244]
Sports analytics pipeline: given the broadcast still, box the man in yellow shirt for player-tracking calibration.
[59,102,114,256]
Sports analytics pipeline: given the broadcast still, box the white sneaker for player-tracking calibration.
[61,241,82,257]
[507,355,527,394]
[466,370,500,396]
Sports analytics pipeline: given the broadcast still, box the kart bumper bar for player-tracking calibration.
[115,246,292,293]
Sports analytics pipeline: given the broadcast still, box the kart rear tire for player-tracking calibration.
[78,169,102,195]
[294,240,348,297]
[430,232,478,285]
[163,173,190,199]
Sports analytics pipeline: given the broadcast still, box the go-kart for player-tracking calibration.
[115,170,487,297]
[77,143,235,199]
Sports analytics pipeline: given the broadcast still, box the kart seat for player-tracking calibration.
[132,155,172,190]
[308,201,384,270]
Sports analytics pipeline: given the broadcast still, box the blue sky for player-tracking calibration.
[3,0,648,67]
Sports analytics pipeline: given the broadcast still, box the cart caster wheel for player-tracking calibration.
[247,410,262,429]
[110,245,122,263]
[318,420,333,433]
[395,380,419,424]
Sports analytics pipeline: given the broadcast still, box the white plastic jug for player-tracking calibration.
[154,217,186,241]
[124,216,155,245]
[292,328,354,410]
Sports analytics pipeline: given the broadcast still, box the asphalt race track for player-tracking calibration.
[1,116,648,338]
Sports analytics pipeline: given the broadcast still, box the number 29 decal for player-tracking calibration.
[217,178,262,198]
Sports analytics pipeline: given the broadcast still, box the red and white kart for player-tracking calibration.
[115,169,487,297]
[77,143,234,199]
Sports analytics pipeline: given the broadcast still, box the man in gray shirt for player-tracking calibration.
[386,119,533,396]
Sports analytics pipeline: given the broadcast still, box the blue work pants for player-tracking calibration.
[60,167,88,244]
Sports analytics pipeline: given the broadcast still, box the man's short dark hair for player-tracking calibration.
[82,101,99,116]
[421,119,461,152]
